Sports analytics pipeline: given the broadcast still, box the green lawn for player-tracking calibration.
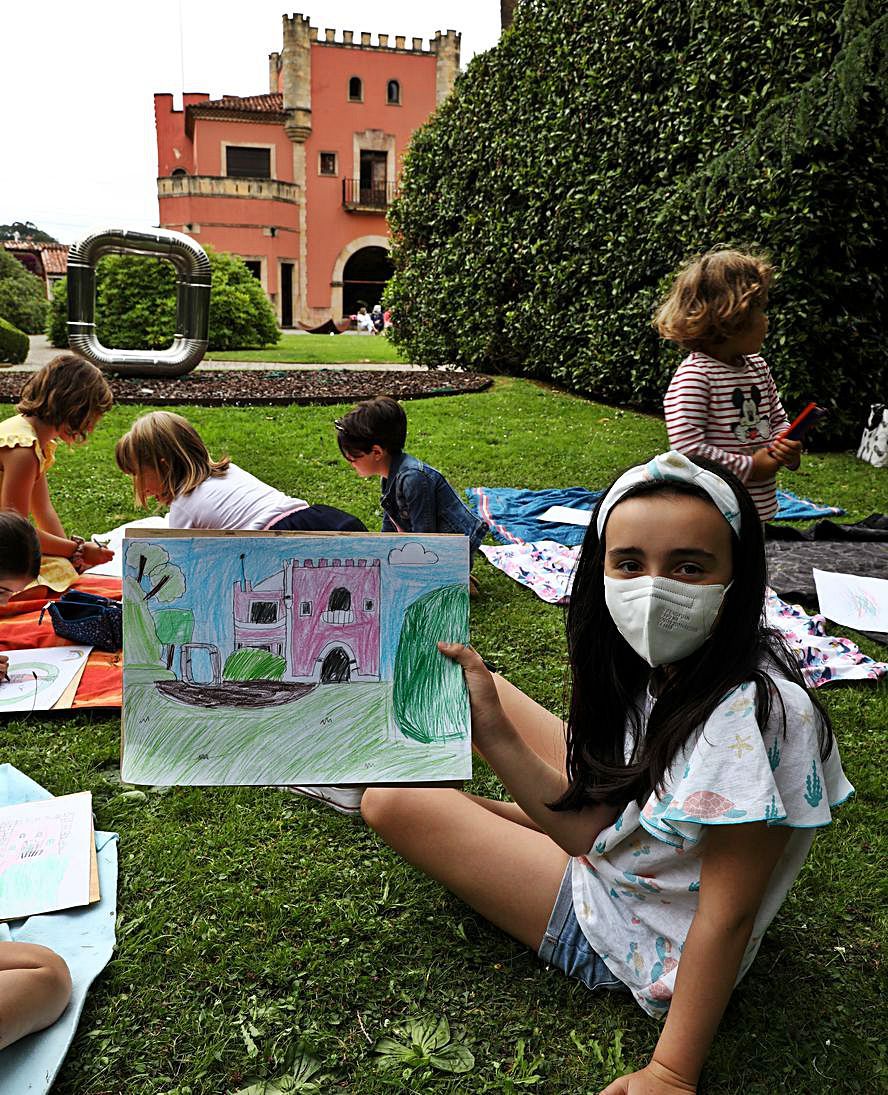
[204,333,408,365]
[1,379,885,1094]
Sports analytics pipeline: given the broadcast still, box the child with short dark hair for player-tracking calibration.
[335,396,487,560]
[656,248,802,521]
[0,355,114,596]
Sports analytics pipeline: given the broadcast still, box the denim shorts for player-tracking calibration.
[538,864,628,994]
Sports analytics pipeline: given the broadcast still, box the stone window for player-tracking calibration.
[323,586,355,625]
[363,598,375,612]
[348,76,363,101]
[299,601,312,616]
[319,152,338,176]
[171,168,188,177]
[226,146,271,179]
[387,80,401,105]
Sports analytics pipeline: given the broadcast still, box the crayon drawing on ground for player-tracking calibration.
[121,532,471,786]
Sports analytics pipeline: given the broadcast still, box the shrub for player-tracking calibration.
[0,316,29,364]
[387,0,888,447]
[0,248,48,334]
[48,247,280,352]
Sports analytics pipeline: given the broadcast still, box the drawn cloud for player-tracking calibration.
[388,543,440,566]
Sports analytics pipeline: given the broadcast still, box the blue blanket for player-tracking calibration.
[0,765,118,1095]
[467,486,845,546]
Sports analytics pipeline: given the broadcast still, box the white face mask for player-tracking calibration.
[603,575,730,667]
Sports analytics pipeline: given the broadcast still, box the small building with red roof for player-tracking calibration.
[154,13,459,327]
[3,240,68,298]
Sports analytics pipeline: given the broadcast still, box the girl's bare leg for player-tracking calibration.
[0,942,72,1050]
[361,787,568,948]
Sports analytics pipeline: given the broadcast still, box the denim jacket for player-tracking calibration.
[380,451,488,555]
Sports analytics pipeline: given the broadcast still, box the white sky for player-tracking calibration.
[0,2,501,243]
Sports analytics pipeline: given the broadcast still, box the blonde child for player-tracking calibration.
[0,355,114,597]
[116,411,365,533]
[656,249,802,521]
[362,452,851,1093]
[0,511,72,1047]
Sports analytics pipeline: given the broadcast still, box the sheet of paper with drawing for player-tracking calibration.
[0,645,92,712]
[121,531,472,787]
[813,568,888,633]
[0,791,95,920]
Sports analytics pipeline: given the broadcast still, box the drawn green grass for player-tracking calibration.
[122,681,470,786]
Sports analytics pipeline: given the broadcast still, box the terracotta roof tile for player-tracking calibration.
[3,240,68,274]
[191,93,284,115]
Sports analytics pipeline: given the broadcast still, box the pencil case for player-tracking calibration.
[40,590,122,652]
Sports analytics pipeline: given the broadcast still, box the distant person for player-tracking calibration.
[116,411,366,533]
[0,511,41,682]
[354,306,375,334]
[371,304,385,333]
[335,395,487,584]
[0,354,114,599]
[657,248,801,522]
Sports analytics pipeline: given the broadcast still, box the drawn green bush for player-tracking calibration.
[223,648,287,682]
[393,584,469,744]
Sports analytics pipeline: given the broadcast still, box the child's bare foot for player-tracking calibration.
[469,575,481,598]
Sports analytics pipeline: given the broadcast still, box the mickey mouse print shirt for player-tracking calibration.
[663,352,791,520]
[570,675,853,1018]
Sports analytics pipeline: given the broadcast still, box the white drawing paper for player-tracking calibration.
[87,515,170,577]
[121,532,472,787]
[538,505,593,527]
[0,646,93,713]
[0,792,93,920]
[813,568,888,633]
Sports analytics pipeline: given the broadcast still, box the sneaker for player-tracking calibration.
[284,784,365,816]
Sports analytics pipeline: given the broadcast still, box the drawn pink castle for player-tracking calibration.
[232,556,381,682]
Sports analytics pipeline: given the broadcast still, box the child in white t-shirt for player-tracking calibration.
[115,411,365,533]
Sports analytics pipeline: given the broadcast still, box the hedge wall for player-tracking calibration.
[48,247,280,353]
[0,249,48,334]
[0,317,29,364]
[386,0,887,447]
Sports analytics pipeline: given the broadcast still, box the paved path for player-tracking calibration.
[9,335,424,373]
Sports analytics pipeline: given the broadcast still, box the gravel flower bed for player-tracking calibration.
[0,369,492,407]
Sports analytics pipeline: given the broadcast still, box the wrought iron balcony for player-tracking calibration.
[342,178,396,212]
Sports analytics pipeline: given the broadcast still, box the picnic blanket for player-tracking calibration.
[468,486,846,547]
[0,765,118,1095]
[0,575,123,708]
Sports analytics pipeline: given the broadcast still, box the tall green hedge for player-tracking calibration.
[0,248,48,334]
[48,247,280,352]
[387,0,887,447]
[0,316,29,364]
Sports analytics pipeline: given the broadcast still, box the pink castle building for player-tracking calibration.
[154,13,460,326]
[233,556,381,682]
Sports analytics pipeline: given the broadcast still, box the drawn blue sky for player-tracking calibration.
[125,534,468,678]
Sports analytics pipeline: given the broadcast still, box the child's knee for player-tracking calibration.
[360,785,403,832]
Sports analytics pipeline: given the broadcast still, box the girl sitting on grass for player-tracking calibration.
[0,355,114,598]
[0,511,72,1047]
[361,450,852,1094]
[115,411,366,533]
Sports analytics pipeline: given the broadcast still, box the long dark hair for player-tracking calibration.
[552,456,833,811]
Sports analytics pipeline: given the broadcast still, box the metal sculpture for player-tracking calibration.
[67,227,211,377]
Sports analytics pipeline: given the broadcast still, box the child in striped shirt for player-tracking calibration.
[656,249,801,521]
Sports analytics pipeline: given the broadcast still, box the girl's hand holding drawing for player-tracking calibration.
[0,654,8,683]
[76,540,114,571]
[438,641,617,853]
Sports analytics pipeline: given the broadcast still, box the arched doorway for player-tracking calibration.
[342,246,393,315]
[320,647,351,683]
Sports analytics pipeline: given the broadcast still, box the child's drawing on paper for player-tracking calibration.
[0,646,91,712]
[121,532,471,786]
[813,568,888,633]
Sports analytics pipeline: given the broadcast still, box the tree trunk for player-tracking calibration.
[501,0,518,31]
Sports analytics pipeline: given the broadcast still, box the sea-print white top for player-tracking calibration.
[571,675,853,1018]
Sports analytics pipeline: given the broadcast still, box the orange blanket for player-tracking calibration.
[0,575,123,708]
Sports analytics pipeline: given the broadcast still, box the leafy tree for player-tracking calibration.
[0,221,58,243]
[48,247,280,352]
[392,584,469,744]
[0,248,48,333]
[0,317,29,364]
[387,0,888,446]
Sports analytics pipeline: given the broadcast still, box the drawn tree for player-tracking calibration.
[124,542,189,679]
[392,584,469,744]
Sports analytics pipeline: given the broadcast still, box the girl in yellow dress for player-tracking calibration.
[0,354,114,598]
